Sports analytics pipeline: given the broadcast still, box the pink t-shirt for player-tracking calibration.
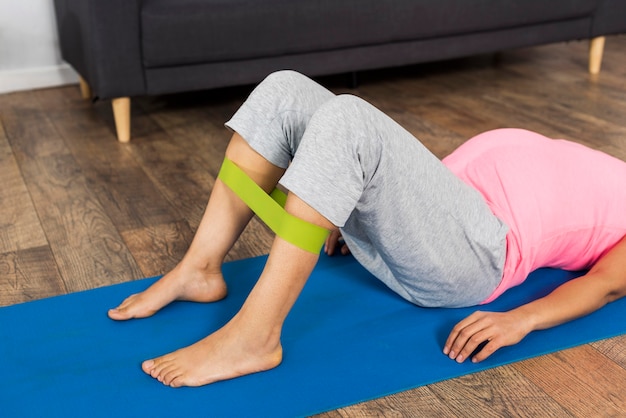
[443,129,626,303]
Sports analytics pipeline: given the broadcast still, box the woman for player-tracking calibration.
[108,70,626,387]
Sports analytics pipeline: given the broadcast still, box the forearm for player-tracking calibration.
[512,272,614,332]
[516,235,626,331]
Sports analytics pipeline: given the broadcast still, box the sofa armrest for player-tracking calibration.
[54,0,146,99]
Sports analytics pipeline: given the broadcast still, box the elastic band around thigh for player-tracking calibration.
[217,158,330,253]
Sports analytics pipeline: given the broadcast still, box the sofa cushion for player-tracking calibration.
[141,0,601,68]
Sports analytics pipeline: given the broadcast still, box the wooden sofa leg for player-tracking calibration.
[112,97,131,143]
[589,36,606,75]
[79,76,92,99]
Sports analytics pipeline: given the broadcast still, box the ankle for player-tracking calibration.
[230,310,283,353]
[178,254,223,277]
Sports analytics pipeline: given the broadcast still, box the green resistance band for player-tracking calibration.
[218,158,330,254]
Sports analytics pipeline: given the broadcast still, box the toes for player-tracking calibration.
[142,358,169,378]
[169,376,184,388]
[141,359,156,374]
[107,307,136,321]
[162,366,183,386]
[108,294,159,320]
[107,308,127,320]
[142,357,186,386]
[107,295,139,320]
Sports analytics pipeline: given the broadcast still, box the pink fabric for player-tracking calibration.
[443,129,626,303]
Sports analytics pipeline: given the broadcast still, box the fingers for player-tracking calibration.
[324,230,341,255]
[470,339,501,363]
[444,311,498,363]
[324,230,350,256]
[443,311,481,355]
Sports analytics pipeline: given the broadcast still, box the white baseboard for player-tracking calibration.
[0,63,79,95]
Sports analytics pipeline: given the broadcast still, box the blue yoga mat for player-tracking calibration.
[2,254,625,417]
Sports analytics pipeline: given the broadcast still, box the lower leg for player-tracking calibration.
[108,133,285,320]
[142,194,335,387]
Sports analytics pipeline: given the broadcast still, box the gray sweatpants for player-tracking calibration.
[226,70,507,307]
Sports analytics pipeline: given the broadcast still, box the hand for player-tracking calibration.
[324,229,350,256]
[443,310,532,363]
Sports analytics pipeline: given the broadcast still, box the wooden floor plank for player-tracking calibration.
[119,221,194,278]
[0,119,48,253]
[0,246,66,306]
[123,129,216,229]
[514,346,626,416]
[428,366,572,417]
[319,387,458,418]
[2,100,143,292]
[35,88,180,233]
[592,336,626,369]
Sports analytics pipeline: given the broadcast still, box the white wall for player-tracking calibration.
[0,0,78,94]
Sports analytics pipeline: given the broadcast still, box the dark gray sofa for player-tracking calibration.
[53,0,626,142]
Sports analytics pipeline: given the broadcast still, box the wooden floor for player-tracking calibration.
[2,35,626,416]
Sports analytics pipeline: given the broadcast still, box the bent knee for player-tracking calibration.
[324,94,369,111]
[306,94,382,136]
[315,94,381,123]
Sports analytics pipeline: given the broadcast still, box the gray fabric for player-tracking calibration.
[140,0,600,68]
[226,71,508,308]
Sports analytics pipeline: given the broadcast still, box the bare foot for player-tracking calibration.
[108,263,228,321]
[141,318,283,387]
